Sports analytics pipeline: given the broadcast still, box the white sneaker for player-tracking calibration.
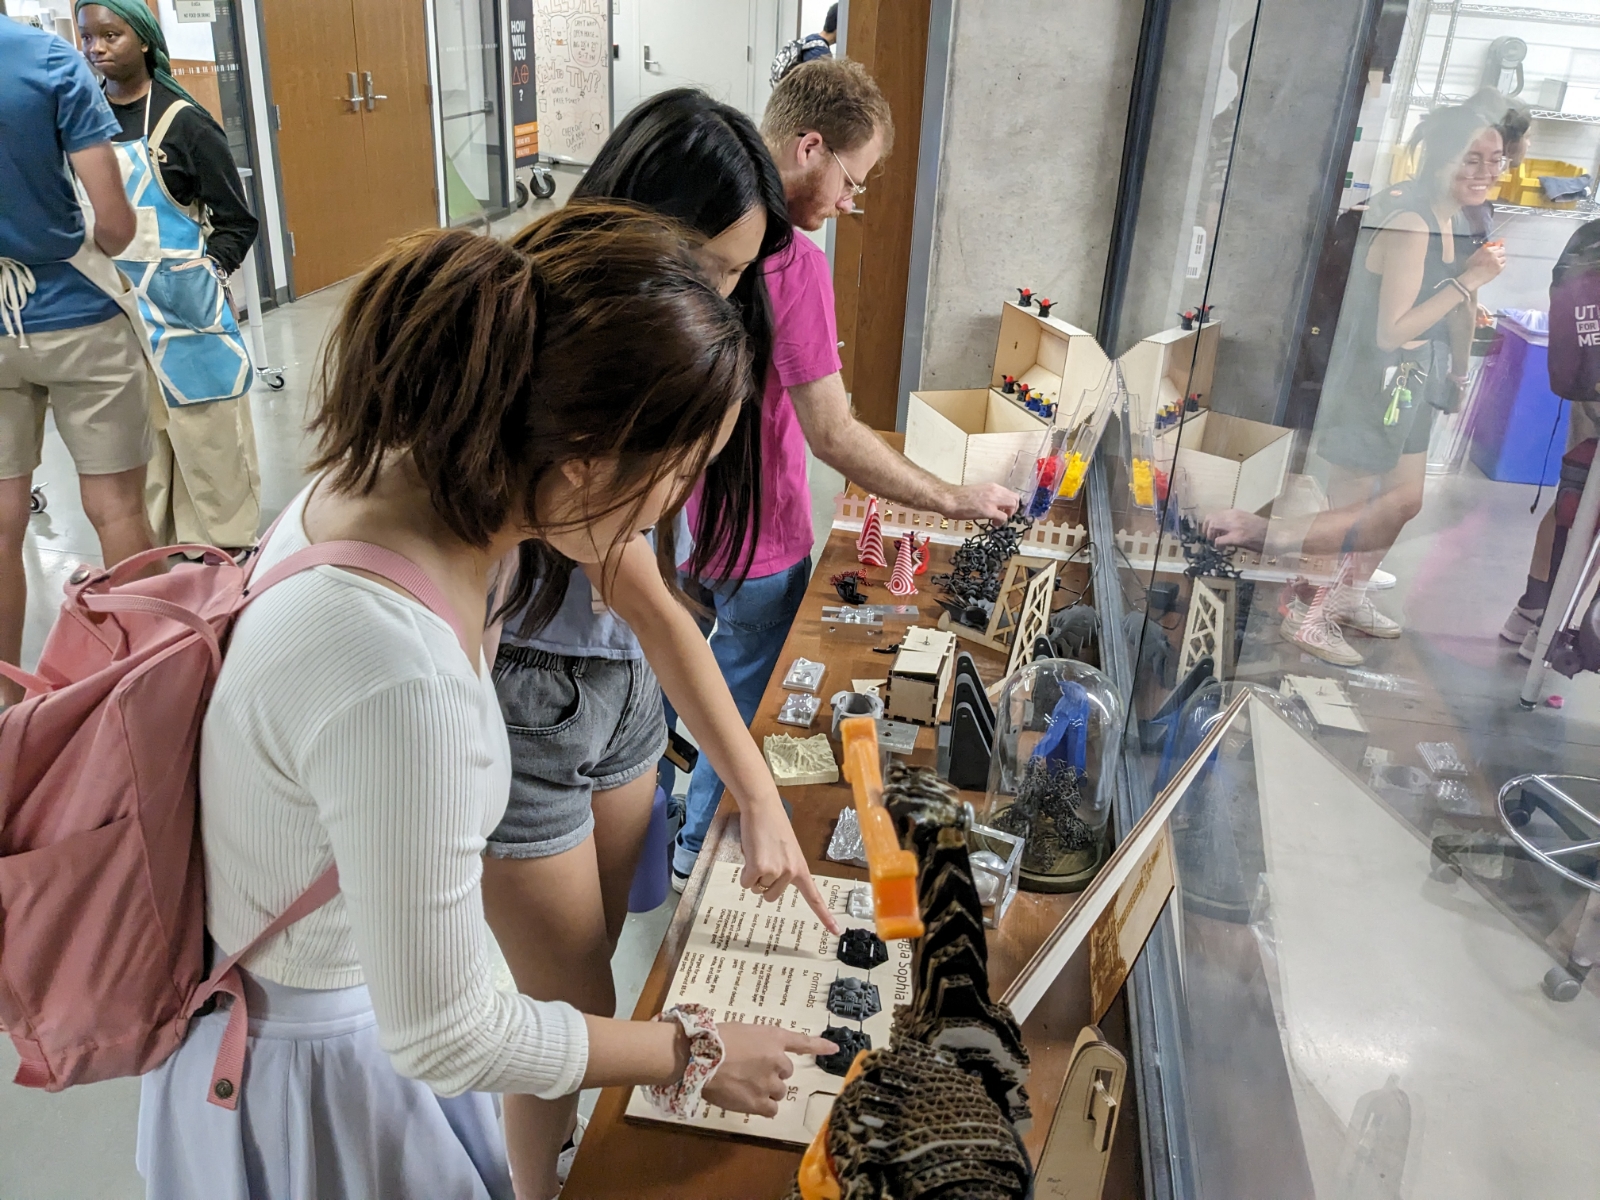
[1368,568,1397,591]
[556,1113,588,1185]
[1282,586,1365,667]
[670,866,690,894]
[1326,585,1402,639]
[1501,605,1543,644]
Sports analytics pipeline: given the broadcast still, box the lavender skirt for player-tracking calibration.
[136,973,513,1200]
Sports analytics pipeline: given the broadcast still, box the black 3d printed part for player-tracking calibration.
[836,927,889,970]
[817,1026,873,1076]
[827,976,882,1022]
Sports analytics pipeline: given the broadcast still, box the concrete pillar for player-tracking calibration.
[912,0,1373,425]
[915,0,1142,392]
[1205,0,1372,423]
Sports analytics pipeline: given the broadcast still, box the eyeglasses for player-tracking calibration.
[1462,153,1509,176]
[830,148,867,198]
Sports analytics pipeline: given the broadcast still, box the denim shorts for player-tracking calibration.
[487,645,667,859]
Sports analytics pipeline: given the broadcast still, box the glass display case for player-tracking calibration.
[978,657,1122,892]
[1077,1,1600,1197]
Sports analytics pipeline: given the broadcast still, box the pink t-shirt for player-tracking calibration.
[690,232,841,580]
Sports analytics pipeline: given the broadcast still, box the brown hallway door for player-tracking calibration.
[830,0,930,432]
[263,0,438,295]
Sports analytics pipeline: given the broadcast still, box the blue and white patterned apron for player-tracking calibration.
[111,94,251,407]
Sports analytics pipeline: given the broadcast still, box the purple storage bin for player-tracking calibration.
[1469,313,1568,485]
[628,786,672,913]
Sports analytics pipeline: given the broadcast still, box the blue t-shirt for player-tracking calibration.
[0,19,124,333]
[501,512,693,660]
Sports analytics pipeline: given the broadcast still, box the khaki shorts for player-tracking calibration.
[1568,400,1600,452]
[0,314,155,481]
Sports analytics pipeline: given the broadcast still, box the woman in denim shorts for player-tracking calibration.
[481,91,839,1197]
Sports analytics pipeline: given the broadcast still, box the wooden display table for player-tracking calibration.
[562,525,1113,1200]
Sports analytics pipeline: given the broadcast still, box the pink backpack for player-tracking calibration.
[0,533,467,1110]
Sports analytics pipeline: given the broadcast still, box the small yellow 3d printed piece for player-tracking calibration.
[1057,452,1088,500]
[1131,458,1155,507]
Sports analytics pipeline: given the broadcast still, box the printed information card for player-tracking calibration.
[625,862,913,1146]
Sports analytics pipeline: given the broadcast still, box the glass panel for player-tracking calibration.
[437,0,510,222]
[1116,1,1600,1197]
[1164,692,1600,1198]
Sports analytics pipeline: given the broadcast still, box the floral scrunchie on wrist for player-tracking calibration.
[642,1003,725,1117]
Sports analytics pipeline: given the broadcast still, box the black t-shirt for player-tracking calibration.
[108,81,258,275]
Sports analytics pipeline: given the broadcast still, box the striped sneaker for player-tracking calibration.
[1282,585,1365,666]
[1326,581,1402,639]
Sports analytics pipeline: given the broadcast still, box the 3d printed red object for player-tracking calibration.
[887,533,921,597]
[857,496,887,568]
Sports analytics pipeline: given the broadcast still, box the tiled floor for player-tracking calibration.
[0,166,843,1199]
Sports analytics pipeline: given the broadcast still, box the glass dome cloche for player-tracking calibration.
[977,657,1122,893]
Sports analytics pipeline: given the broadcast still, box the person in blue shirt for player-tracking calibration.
[0,15,157,706]
[769,2,836,85]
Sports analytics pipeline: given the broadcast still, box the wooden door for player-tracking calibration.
[263,0,438,294]
[351,0,438,240]
[830,0,930,431]
[262,0,370,293]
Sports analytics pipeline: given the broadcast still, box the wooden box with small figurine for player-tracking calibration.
[1118,317,1221,421]
[989,301,1109,422]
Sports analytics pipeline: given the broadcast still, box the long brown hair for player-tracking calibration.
[307,201,754,632]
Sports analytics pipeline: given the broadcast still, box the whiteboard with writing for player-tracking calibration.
[624,862,914,1146]
[531,0,611,164]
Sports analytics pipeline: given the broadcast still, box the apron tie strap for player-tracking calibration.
[0,258,37,348]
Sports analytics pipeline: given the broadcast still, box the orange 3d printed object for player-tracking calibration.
[839,715,925,943]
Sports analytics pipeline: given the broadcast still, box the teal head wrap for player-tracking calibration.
[74,0,207,112]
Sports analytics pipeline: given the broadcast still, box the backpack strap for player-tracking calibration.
[247,540,470,653]
[187,864,340,1109]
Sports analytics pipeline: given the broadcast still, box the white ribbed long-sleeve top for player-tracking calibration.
[198,486,588,1099]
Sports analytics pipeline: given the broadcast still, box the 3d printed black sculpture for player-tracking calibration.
[827,976,882,1022]
[836,927,889,971]
[784,763,1033,1199]
[933,512,1033,630]
[817,1026,874,1077]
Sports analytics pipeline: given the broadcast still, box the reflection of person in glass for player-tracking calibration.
[1234,104,1507,666]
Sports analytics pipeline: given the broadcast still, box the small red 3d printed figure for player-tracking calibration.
[857,495,887,568]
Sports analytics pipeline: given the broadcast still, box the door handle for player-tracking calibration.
[363,71,387,111]
[341,71,361,110]
[643,44,658,71]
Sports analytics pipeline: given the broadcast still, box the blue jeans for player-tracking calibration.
[666,557,812,877]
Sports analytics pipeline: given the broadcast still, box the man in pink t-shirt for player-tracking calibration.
[672,58,1018,882]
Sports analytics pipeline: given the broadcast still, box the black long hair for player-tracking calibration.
[574,87,792,584]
